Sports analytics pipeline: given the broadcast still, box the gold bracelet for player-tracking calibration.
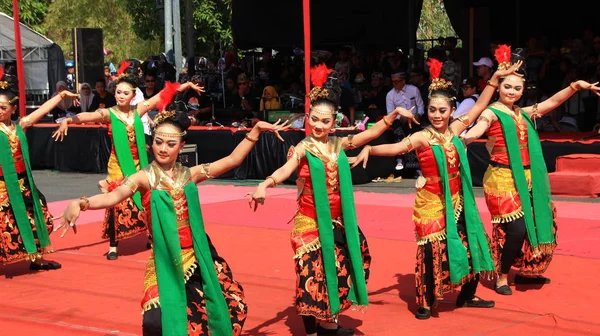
[383,117,392,127]
[266,175,279,188]
[21,116,31,126]
[486,80,498,89]
[570,82,580,91]
[245,133,258,142]
[79,196,90,211]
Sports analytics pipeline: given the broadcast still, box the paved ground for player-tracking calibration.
[32,170,599,203]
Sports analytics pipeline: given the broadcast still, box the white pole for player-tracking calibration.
[164,0,173,63]
[173,0,183,78]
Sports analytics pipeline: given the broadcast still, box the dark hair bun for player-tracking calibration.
[159,99,191,132]
[510,48,527,77]
[0,63,19,100]
[116,66,140,88]
[322,71,341,105]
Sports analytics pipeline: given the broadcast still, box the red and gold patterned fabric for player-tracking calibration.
[100,121,146,242]
[485,109,530,166]
[412,132,462,244]
[288,136,371,321]
[0,129,54,264]
[140,162,247,335]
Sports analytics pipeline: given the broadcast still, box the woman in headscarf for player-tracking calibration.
[78,82,95,112]
[259,85,281,111]
[51,81,75,121]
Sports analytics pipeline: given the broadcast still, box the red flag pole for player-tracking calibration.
[12,0,27,118]
[303,0,311,136]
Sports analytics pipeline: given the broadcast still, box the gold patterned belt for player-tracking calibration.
[491,143,527,154]
[425,172,459,183]
[302,185,340,195]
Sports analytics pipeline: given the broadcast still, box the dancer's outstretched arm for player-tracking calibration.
[55,170,149,237]
[348,132,428,169]
[190,120,290,183]
[246,143,305,211]
[21,91,79,129]
[341,107,417,150]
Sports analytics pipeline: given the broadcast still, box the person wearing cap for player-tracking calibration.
[473,57,494,91]
[386,72,425,170]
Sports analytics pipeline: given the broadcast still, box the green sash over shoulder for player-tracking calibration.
[109,109,148,209]
[306,149,368,315]
[0,124,50,254]
[488,106,555,253]
[431,137,495,284]
[150,182,232,336]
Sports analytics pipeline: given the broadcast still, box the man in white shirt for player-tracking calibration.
[386,72,424,170]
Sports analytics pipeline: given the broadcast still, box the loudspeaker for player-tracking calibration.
[72,28,104,88]
[178,144,198,167]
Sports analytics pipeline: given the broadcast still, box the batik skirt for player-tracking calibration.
[0,171,54,265]
[293,214,371,322]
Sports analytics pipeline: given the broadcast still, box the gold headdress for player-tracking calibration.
[153,109,187,137]
[0,66,8,90]
[427,58,455,101]
[495,44,512,71]
[307,64,336,115]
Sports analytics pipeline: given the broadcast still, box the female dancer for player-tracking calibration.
[350,58,523,319]
[248,64,417,336]
[52,61,203,260]
[462,46,600,295]
[0,65,79,270]
[57,103,289,335]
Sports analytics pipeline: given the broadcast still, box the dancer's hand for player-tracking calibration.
[53,200,80,238]
[393,107,419,129]
[179,82,205,95]
[492,60,524,79]
[52,119,70,142]
[246,186,267,212]
[574,80,600,96]
[348,145,371,168]
[255,119,291,142]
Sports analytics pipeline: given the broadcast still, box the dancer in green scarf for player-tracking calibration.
[351,59,522,319]
[58,102,289,335]
[0,64,79,270]
[462,45,600,295]
[248,64,416,336]
[53,61,203,260]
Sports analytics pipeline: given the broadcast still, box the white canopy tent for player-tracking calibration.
[0,12,65,103]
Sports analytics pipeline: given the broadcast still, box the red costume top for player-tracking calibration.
[412,128,463,244]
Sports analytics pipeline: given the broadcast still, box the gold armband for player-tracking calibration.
[347,134,356,149]
[21,116,31,127]
[79,196,90,211]
[122,177,139,194]
[143,100,150,108]
[199,163,212,179]
[402,136,414,152]
[477,116,491,125]
[486,80,498,89]
[266,175,279,188]
[456,114,470,127]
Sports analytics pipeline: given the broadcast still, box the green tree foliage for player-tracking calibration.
[124,0,163,41]
[418,0,457,42]
[191,0,232,56]
[42,0,162,63]
[0,0,50,33]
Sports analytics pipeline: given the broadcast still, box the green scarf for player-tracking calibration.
[489,107,555,251]
[109,109,148,209]
[431,138,495,284]
[0,124,50,253]
[150,182,232,336]
[306,150,368,314]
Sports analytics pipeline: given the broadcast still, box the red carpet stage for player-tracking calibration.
[1,185,599,335]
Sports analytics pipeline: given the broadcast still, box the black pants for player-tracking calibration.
[107,221,118,247]
[422,241,480,306]
[499,217,527,274]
